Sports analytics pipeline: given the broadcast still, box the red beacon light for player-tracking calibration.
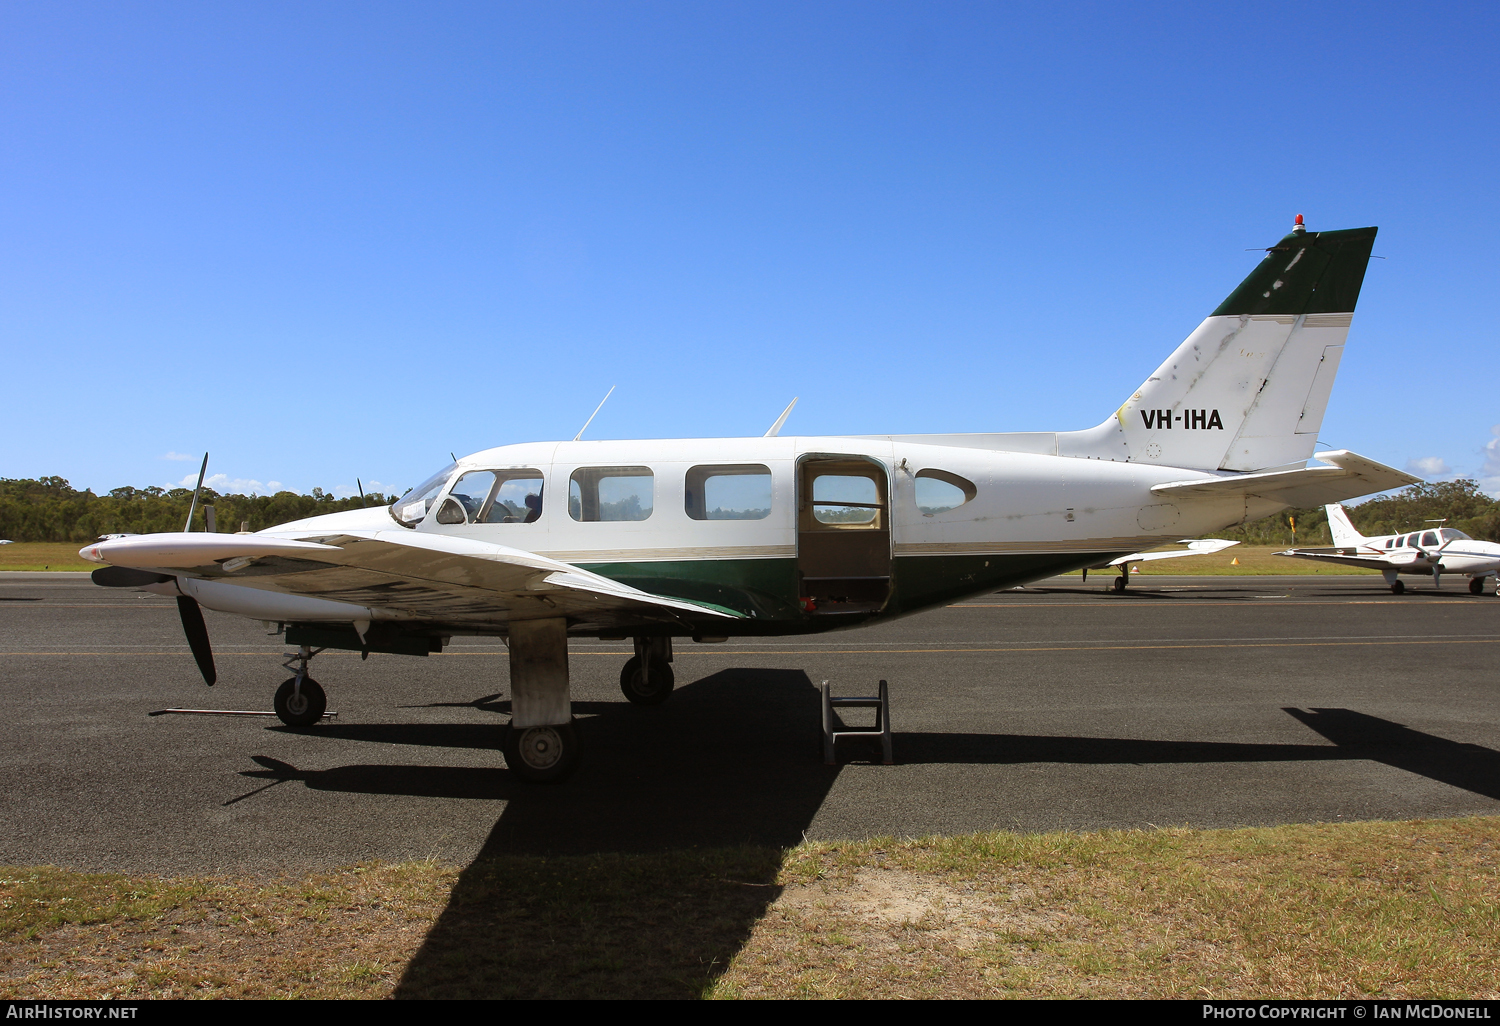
[1293,213,1306,233]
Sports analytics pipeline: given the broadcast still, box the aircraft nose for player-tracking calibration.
[78,544,106,564]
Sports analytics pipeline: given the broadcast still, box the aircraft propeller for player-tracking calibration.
[178,451,217,684]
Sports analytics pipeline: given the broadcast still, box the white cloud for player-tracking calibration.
[1480,425,1500,498]
[1405,456,1453,478]
[161,451,198,461]
[173,472,284,494]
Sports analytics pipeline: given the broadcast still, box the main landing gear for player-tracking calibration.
[620,636,674,705]
[274,645,327,727]
[1390,580,1405,595]
[1471,576,1499,596]
[503,618,581,783]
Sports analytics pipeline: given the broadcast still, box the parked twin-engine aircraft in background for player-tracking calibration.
[82,217,1417,781]
[1276,504,1500,595]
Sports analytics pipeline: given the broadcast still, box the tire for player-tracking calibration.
[503,722,579,783]
[1112,576,1127,593]
[1391,580,1405,595]
[1470,577,1486,596]
[620,655,675,705]
[274,677,326,727]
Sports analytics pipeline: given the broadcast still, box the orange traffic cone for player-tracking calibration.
[1231,557,1240,565]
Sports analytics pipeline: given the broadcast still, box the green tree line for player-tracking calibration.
[0,477,398,542]
[1216,479,1500,547]
[3,474,1497,547]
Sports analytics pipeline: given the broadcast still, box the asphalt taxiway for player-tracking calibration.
[2,572,1497,874]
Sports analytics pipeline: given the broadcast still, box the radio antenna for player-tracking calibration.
[574,385,616,441]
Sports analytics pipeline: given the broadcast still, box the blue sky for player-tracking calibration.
[3,1,1497,498]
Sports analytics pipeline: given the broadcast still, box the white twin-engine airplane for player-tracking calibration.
[1277,504,1500,595]
[82,217,1417,782]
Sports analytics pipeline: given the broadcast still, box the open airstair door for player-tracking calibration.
[797,455,892,614]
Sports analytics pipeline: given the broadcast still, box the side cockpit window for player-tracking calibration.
[914,469,977,516]
[436,469,546,525]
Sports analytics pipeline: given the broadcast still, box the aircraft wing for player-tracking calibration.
[1274,546,1432,572]
[1089,538,1239,569]
[1150,450,1417,507]
[82,530,740,630]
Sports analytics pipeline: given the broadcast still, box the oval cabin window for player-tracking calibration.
[914,469,977,516]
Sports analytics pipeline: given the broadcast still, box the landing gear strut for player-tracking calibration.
[1112,567,1129,592]
[620,636,674,705]
[504,618,580,783]
[274,645,327,727]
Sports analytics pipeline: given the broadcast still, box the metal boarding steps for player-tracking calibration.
[821,679,893,765]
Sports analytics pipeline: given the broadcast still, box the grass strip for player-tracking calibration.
[0,543,99,572]
[4,817,1499,999]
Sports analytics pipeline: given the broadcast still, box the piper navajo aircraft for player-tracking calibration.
[1276,503,1500,595]
[81,217,1417,781]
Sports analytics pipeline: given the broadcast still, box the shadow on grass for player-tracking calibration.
[386,667,836,999]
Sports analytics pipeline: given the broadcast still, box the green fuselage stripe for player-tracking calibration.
[572,551,1126,636]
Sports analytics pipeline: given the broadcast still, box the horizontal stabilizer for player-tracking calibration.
[1151,450,1417,507]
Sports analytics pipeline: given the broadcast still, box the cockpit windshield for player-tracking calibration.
[1441,528,1471,542]
[390,463,458,528]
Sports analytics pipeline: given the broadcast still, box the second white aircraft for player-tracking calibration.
[1277,504,1500,594]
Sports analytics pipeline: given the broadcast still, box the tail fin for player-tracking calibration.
[1325,503,1365,547]
[1060,220,1377,472]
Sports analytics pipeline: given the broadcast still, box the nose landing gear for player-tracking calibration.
[274,645,327,727]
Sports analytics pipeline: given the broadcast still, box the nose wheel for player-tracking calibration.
[274,645,328,727]
[274,676,327,727]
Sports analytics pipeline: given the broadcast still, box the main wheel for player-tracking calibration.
[274,676,327,727]
[1391,580,1405,595]
[1471,577,1486,596]
[1112,575,1127,593]
[503,722,579,783]
[620,655,675,705]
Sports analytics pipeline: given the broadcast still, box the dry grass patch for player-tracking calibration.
[6,819,1499,1000]
[711,818,1500,999]
[0,863,454,999]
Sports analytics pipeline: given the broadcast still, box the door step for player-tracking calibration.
[821,679,893,765]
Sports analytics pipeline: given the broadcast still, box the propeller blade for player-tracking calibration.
[183,452,209,532]
[176,595,217,686]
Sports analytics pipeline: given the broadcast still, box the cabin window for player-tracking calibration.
[811,474,882,525]
[1384,538,1394,549]
[1420,531,1439,547]
[914,469,977,516]
[391,463,458,527]
[569,467,654,522]
[686,465,772,521]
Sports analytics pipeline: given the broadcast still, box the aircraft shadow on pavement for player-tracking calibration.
[893,708,1500,803]
[232,668,837,998]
